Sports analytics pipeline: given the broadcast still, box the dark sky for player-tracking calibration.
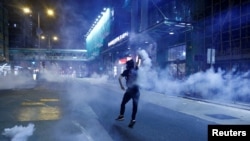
[23,0,114,48]
[25,0,112,34]
[5,0,121,49]
[57,0,113,48]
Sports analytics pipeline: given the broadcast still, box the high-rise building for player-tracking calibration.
[5,0,34,49]
[0,2,9,62]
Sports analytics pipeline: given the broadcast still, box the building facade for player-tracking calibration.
[0,2,9,62]
[197,0,250,72]
[99,0,193,78]
[98,0,250,78]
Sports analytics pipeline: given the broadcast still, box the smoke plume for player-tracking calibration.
[2,123,35,141]
[137,49,250,103]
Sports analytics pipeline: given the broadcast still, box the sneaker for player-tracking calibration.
[128,120,136,128]
[115,115,124,121]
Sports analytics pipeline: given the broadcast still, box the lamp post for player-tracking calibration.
[37,12,42,48]
[38,9,54,48]
[23,7,55,74]
[23,7,54,48]
[49,36,58,49]
[22,7,32,48]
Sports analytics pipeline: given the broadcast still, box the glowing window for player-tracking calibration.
[168,45,186,61]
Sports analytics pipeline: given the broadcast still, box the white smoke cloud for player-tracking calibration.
[2,123,35,141]
[0,73,36,90]
[40,64,66,82]
[136,49,250,103]
[183,68,250,101]
[88,72,109,84]
[40,69,63,82]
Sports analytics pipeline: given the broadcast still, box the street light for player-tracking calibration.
[41,35,58,49]
[37,9,55,49]
[23,7,55,48]
[23,7,31,14]
[22,7,32,48]
[47,9,54,16]
[49,36,58,49]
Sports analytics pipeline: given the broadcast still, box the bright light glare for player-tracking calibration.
[182,51,186,56]
[169,32,174,35]
[23,7,31,14]
[53,36,58,41]
[47,9,54,16]
[41,36,45,39]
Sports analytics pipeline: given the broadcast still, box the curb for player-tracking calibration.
[181,95,250,111]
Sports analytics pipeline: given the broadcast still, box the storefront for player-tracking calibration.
[101,32,130,78]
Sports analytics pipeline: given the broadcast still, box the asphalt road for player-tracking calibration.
[0,78,244,141]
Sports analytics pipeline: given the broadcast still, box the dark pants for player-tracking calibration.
[120,86,140,120]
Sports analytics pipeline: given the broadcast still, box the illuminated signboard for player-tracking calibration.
[86,8,112,58]
[118,56,132,64]
[108,32,129,47]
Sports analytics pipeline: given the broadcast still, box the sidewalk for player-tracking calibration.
[140,89,250,124]
[182,95,250,111]
[105,80,250,124]
[107,79,250,111]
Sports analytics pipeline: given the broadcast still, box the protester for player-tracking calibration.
[116,58,140,128]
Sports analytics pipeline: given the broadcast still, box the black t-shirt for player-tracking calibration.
[121,67,138,88]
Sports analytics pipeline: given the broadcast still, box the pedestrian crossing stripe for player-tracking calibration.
[21,99,59,106]
[21,102,44,106]
[18,106,61,121]
[40,98,59,102]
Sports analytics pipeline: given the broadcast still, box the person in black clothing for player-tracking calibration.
[116,59,140,128]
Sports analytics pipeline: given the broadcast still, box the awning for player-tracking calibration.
[139,19,193,40]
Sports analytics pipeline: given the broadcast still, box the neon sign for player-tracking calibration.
[108,32,129,47]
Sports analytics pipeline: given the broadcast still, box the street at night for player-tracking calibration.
[0,76,250,141]
[1,0,250,141]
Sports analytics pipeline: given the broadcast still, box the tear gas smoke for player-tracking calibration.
[0,73,36,90]
[57,2,89,49]
[137,49,250,102]
[3,0,249,140]
[89,72,109,83]
[2,123,35,141]
[40,64,66,82]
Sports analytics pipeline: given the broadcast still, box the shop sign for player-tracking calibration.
[108,32,129,47]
